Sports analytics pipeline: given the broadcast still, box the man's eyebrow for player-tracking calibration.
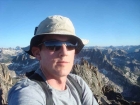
[42,38,54,41]
[43,39,57,42]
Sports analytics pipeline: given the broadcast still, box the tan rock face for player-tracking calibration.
[0,63,13,105]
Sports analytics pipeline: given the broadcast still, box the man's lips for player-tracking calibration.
[56,61,70,66]
[57,61,69,63]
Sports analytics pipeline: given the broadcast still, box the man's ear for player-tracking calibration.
[31,47,41,60]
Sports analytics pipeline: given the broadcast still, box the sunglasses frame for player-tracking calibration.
[38,40,78,52]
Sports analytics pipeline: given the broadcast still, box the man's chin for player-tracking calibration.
[56,71,71,77]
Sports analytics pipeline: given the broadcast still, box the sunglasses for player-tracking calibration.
[38,40,78,51]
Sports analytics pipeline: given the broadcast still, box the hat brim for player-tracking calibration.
[22,34,89,56]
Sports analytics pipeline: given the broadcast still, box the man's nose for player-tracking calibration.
[59,44,68,56]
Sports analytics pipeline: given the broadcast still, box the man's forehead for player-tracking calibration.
[43,35,71,41]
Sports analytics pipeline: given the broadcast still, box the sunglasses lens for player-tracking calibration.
[43,40,77,51]
[67,46,76,50]
[47,46,61,51]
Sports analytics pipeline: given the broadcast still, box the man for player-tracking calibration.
[8,15,99,105]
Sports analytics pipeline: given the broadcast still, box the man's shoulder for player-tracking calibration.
[68,74,99,105]
[12,77,39,88]
[16,77,43,87]
[68,73,86,87]
[8,77,43,97]
[8,77,46,105]
[69,73,82,80]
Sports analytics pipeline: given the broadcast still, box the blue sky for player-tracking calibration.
[0,0,140,48]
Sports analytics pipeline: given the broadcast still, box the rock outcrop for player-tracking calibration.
[72,58,140,105]
[76,48,140,101]
[72,58,110,105]
[0,63,14,105]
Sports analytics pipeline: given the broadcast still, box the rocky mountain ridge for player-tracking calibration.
[0,47,23,64]
[0,45,140,104]
[7,45,140,102]
[72,59,137,104]
[76,47,140,101]
[1,59,140,105]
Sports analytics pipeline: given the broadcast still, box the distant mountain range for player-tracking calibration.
[0,45,140,102]
[0,46,23,63]
[76,46,140,101]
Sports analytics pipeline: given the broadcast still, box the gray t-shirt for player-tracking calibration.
[8,69,99,105]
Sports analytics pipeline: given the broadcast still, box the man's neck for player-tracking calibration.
[46,76,67,90]
[40,67,68,90]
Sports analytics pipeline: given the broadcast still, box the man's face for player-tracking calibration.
[33,35,76,78]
